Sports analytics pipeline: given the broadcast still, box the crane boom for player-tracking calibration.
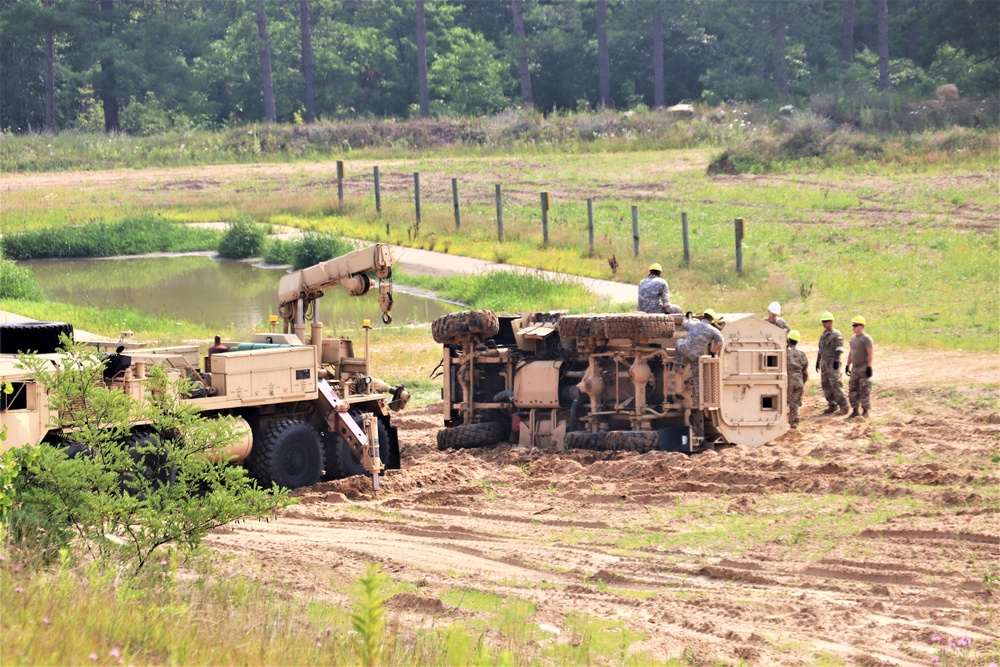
[278,244,394,338]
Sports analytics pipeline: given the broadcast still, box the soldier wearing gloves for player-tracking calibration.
[817,312,849,415]
[785,330,808,429]
[845,316,874,418]
[674,309,724,436]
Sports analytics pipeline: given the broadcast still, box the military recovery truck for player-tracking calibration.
[0,244,408,490]
[432,310,788,453]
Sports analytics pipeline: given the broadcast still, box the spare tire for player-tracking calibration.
[557,315,607,340]
[431,310,500,345]
[0,321,74,355]
[437,420,510,450]
[604,313,674,340]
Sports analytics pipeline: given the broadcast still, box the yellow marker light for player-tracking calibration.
[269,315,279,324]
[362,319,372,328]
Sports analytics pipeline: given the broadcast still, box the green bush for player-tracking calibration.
[218,217,267,260]
[0,216,220,259]
[0,259,43,300]
[262,238,294,265]
[4,341,290,573]
[292,232,353,270]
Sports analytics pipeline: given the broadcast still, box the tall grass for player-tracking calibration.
[0,216,220,260]
[0,259,43,301]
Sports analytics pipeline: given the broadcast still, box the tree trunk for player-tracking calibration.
[877,0,889,90]
[652,8,664,108]
[416,0,429,118]
[596,0,611,109]
[299,0,316,123]
[906,0,918,61]
[511,0,533,108]
[257,0,276,122]
[44,0,57,132]
[841,0,855,63]
[769,0,787,95]
[99,0,119,133]
[748,0,768,80]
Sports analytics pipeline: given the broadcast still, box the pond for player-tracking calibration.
[23,256,459,332]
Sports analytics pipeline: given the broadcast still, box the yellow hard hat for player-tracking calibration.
[788,329,801,342]
[703,308,717,321]
[852,315,867,326]
[820,311,834,322]
[648,262,663,273]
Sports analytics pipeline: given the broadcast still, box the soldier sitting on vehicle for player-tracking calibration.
[638,263,678,314]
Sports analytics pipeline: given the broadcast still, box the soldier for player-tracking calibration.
[766,302,790,333]
[638,263,673,313]
[816,312,849,415]
[674,309,724,436]
[785,330,808,429]
[845,316,874,418]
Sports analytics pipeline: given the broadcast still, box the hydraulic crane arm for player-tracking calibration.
[278,244,394,335]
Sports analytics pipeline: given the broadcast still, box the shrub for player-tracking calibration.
[218,217,267,260]
[262,237,294,265]
[0,259,43,300]
[292,232,353,270]
[3,340,290,573]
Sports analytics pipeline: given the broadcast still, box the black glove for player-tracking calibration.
[685,311,692,320]
[832,360,840,371]
[845,365,851,377]
[865,366,873,378]
[815,359,821,373]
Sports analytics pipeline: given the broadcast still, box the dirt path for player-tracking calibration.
[206,348,1000,665]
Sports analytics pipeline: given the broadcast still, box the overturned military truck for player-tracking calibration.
[432,310,789,453]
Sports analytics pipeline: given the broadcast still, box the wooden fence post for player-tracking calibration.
[540,191,550,244]
[682,212,690,266]
[336,161,344,207]
[735,217,744,275]
[373,166,381,216]
[452,178,461,230]
[413,172,421,233]
[495,184,504,243]
[587,198,595,256]
[631,205,640,257]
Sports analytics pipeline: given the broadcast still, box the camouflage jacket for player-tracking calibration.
[787,346,808,386]
[677,319,724,360]
[767,316,790,332]
[637,275,669,313]
[818,328,845,363]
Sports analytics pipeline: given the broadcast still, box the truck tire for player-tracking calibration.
[324,418,390,480]
[0,321,74,355]
[431,310,500,345]
[604,430,659,453]
[247,420,323,489]
[436,420,510,450]
[563,430,608,450]
[121,431,175,498]
[558,315,606,340]
[604,314,674,340]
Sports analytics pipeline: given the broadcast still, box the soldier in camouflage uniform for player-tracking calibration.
[785,330,808,428]
[816,312,849,415]
[845,315,874,418]
[638,263,671,313]
[766,302,790,334]
[674,309,724,436]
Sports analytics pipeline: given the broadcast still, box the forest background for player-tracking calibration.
[2,0,998,135]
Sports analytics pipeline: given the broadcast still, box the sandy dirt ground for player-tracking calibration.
[205,348,1000,666]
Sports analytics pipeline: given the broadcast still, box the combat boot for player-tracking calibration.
[837,405,850,415]
[861,408,869,418]
[823,405,838,414]
[846,407,860,419]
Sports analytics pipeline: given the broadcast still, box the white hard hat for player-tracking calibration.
[768,301,781,315]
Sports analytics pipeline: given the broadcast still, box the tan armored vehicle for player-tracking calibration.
[0,244,408,490]
[433,310,787,452]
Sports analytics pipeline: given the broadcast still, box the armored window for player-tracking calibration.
[760,395,777,411]
[1,382,29,411]
[763,354,779,370]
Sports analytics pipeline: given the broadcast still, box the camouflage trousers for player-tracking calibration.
[849,367,872,410]
[820,361,848,410]
[787,381,804,427]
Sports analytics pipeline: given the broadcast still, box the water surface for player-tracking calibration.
[24,256,458,332]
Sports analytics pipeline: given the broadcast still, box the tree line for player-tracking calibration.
[1,0,997,135]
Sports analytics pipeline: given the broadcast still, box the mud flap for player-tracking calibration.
[385,422,401,470]
[656,425,695,453]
